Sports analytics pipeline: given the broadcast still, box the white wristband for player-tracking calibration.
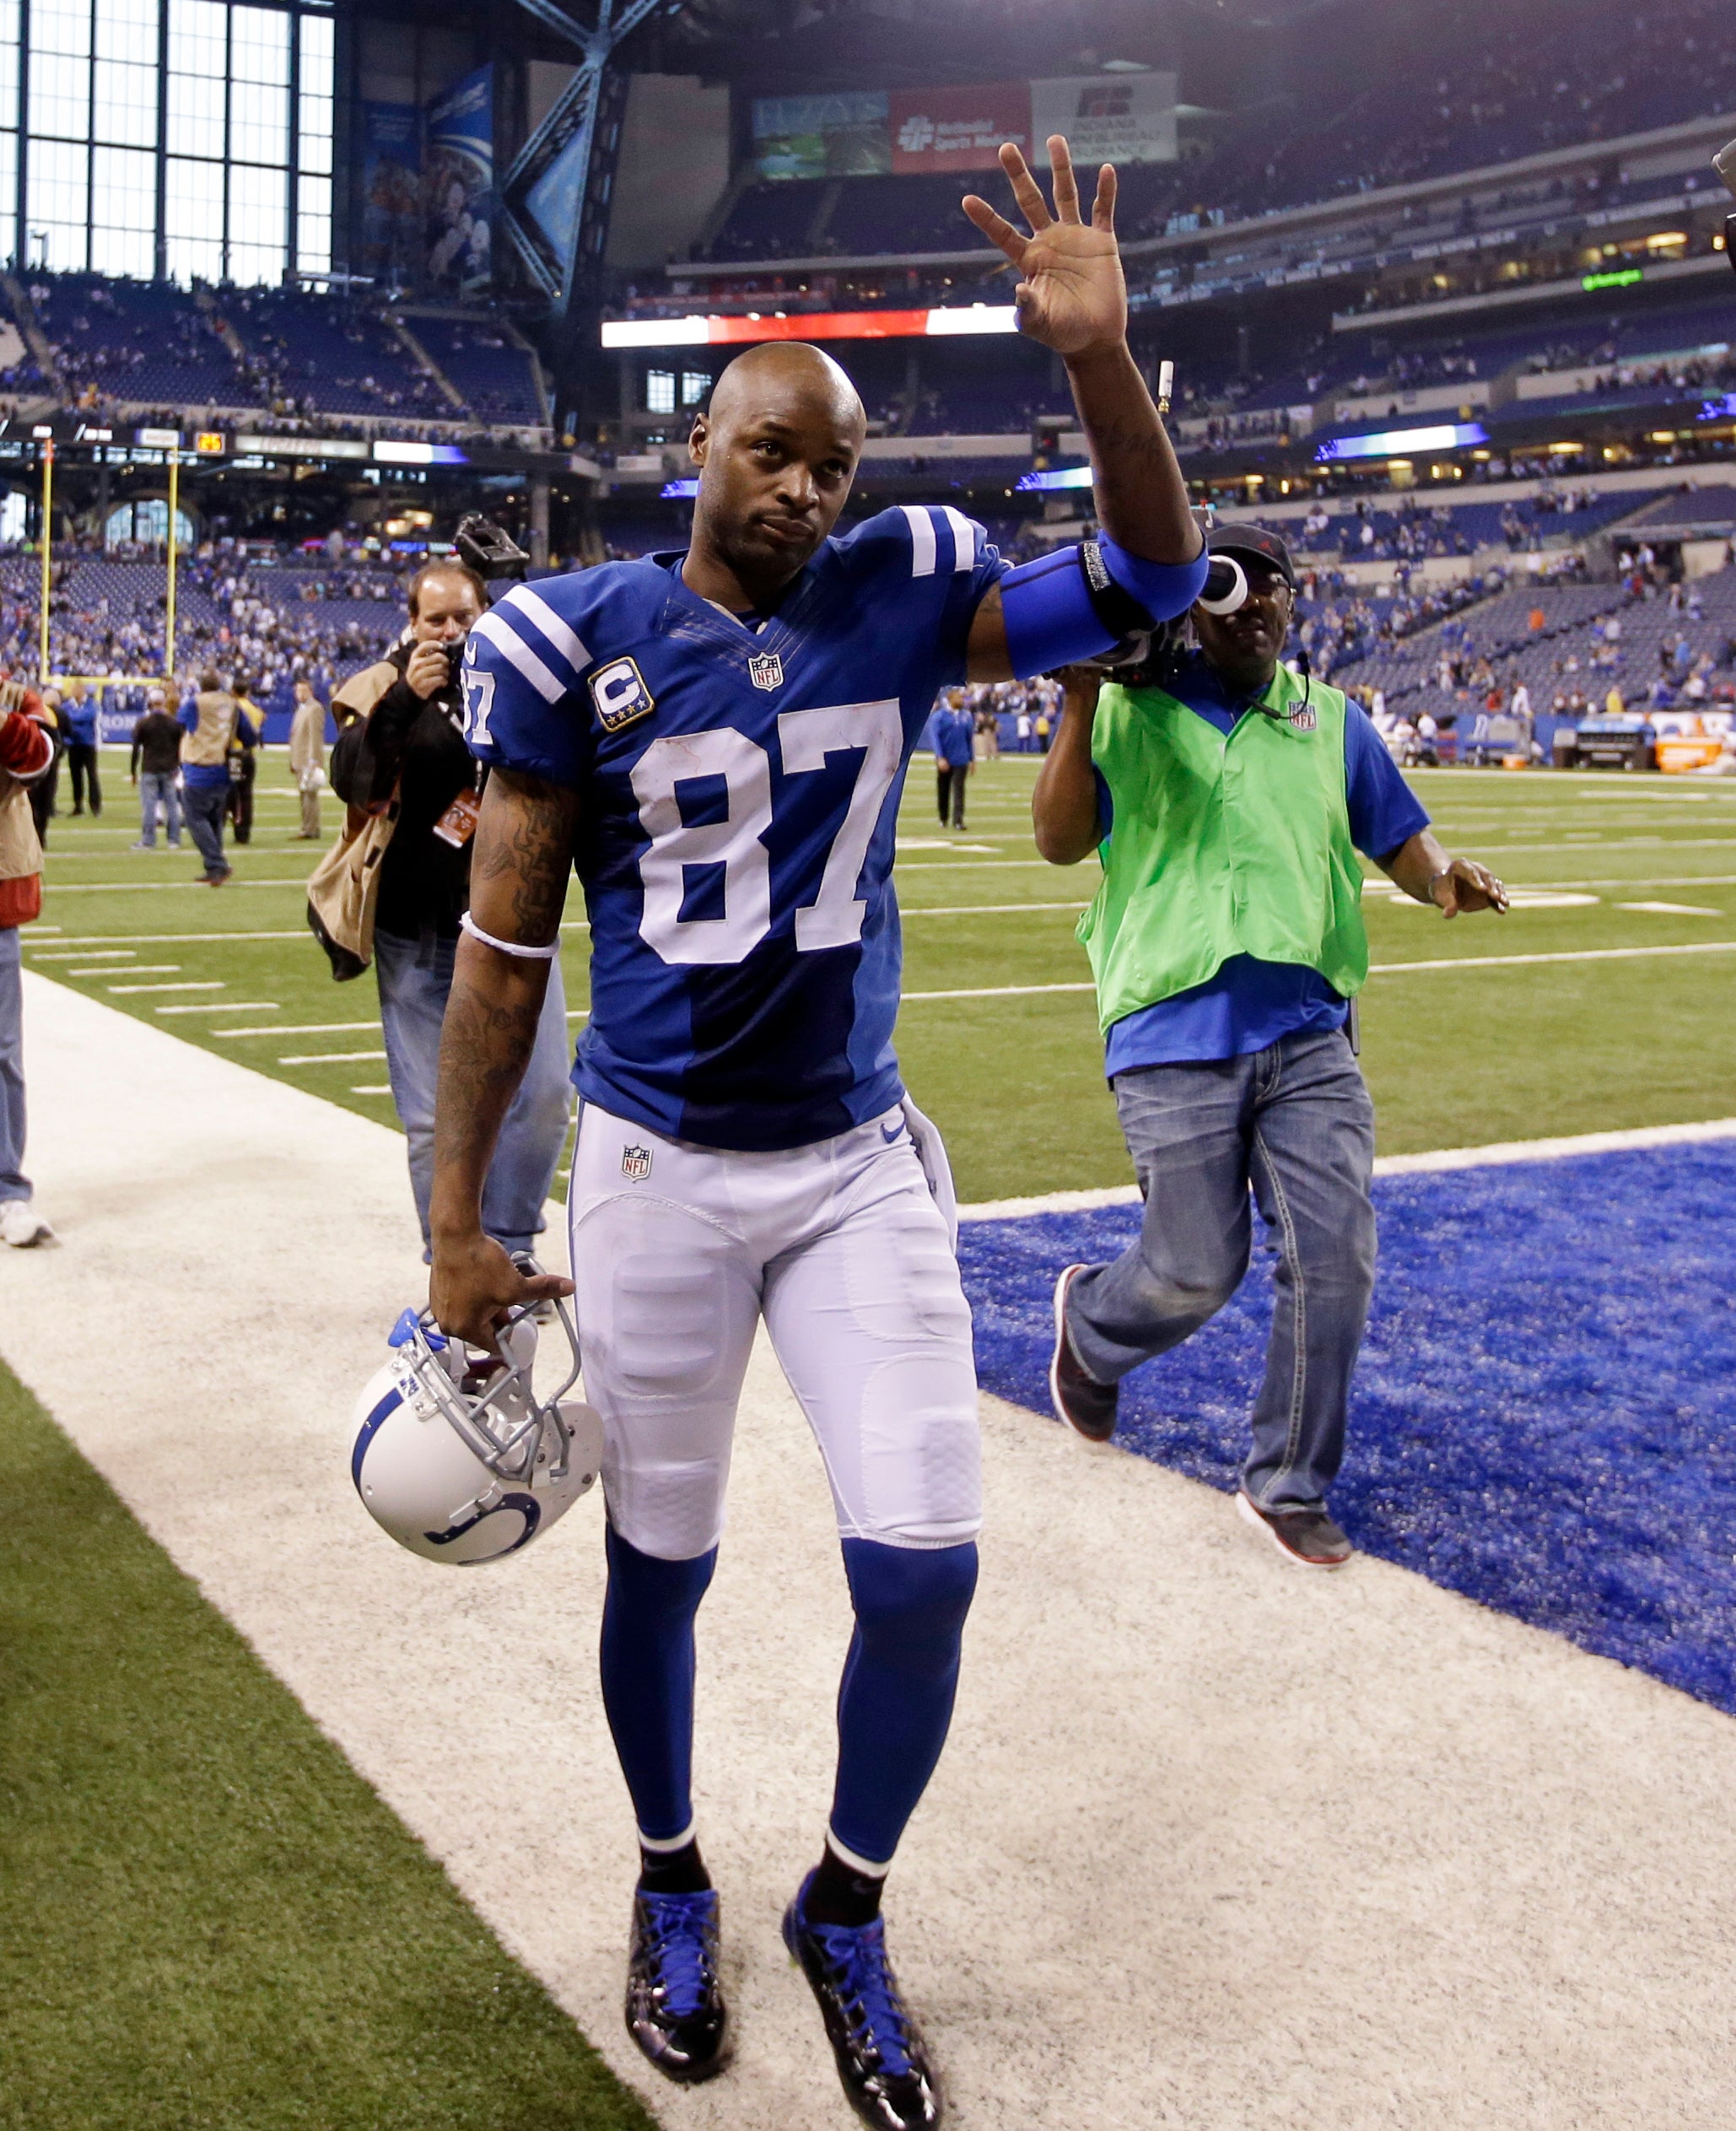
[460,910,559,960]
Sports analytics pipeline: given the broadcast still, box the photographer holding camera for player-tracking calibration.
[327,555,573,1265]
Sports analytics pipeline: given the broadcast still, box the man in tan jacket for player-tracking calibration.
[0,681,57,1245]
[288,678,326,839]
[179,668,240,886]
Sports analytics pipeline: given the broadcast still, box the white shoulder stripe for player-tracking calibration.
[498,584,590,676]
[472,610,564,703]
[941,504,977,573]
[901,502,937,578]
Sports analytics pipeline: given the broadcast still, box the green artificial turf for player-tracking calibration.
[30,753,1736,1201]
[0,1359,655,2131]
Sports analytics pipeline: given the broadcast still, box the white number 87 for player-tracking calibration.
[631,700,903,967]
[463,669,496,747]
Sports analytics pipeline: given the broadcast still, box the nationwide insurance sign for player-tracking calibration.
[752,74,1177,181]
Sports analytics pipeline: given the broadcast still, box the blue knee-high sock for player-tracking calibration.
[829,1538,979,1867]
[599,1523,717,1845]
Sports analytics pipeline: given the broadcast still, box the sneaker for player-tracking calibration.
[624,1889,731,2084]
[1236,1491,1354,1569]
[783,1873,941,2131]
[1049,1265,1117,1442]
[0,1200,54,1248]
[129,840,154,851]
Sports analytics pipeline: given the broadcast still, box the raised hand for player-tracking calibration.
[962,135,1125,359]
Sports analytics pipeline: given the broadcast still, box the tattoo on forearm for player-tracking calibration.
[475,769,579,943]
[433,982,544,1187]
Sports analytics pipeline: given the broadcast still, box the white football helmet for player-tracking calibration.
[351,1292,603,1566]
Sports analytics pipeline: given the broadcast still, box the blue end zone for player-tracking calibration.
[961,1141,1736,1714]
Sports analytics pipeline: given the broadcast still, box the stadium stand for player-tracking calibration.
[220,289,448,422]
[27,275,245,409]
[405,316,546,429]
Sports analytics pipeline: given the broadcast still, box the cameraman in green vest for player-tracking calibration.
[1032,526,1507,1568]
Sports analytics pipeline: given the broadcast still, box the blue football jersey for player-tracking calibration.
[462,504,1005,1151]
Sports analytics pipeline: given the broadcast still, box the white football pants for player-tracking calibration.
[569,1101,981,1562]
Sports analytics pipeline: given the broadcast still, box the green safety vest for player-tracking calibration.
[1078,665,1369,1035]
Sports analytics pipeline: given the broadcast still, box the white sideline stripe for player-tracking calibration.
[278,1050,387,1065]
[901,501,937,577]
[71,963,179,975]
[903,980,1097,1001]
[958,1118,1736,1219]
[107,979,223,995]
[472,610,564,702]
[30,931,308,946]
[903,901,1087,918]
[350,1084,392,1094]
[1372,941,1736,974]
[156,1001,278,1016]
[8,976,1736,2131]
[30,948,137,959]
[218,1022,371,1038]
[498,584,589,675]
[42,878,313,892]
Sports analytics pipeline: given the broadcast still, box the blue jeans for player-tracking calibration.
[0,926,29,1203]
[181,779,229,878]
[138,772,182,846]
[1066,1028,1377,1513]
[374,925,574,1258]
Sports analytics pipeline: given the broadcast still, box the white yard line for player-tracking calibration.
[5,978,1736,2129]
[1371,941,1736,974]
[106,979,225,995]
[217,1022,371,1038]
[278,1050,388,1065]
[155,1001,279,1016]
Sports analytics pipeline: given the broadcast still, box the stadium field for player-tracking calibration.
[8,753,1736,2129]
[28,753,1736,1200]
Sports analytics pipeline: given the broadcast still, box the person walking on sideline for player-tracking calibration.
[327,558,571,1265]
[61,679,101,817]
[179,669,240,887]
[288,679,326,839]
[934,693,973,830]
[129,687,184,850]
[1032,526,1508,1569]
[0,685,57,1245]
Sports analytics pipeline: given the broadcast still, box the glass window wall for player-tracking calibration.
[12,0,335,285]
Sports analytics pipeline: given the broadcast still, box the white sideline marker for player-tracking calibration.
[156,1001,279,1016]
[108,980,224,995]
[218,1022,369,1039]
[959,1118,1736,1221]
[278,1050,387,1065]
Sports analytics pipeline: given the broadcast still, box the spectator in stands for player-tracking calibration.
[932,692,973,831]
[288,678,326,839]
[326,559,571,1267]
[60,679,100,817]
[1031,526,1507,1568]
[0,682,56,1246]
[179,668,241,887]
[129,686,184,851]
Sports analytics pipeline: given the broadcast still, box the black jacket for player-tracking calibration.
[330,639,480,941]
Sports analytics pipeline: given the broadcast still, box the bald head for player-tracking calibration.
[706,341,865,439]
[685,341,866,607]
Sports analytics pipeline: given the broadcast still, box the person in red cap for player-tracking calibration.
[0,678,57,1246]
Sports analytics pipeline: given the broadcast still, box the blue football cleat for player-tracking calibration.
[783,1871,941,2129]
[624,1887,731,2083]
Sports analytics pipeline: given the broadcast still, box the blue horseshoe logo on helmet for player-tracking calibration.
[423,1492,542,1561]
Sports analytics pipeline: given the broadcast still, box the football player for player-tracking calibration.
[428,138,1208,2129]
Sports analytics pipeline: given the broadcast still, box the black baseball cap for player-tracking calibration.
[1208,523,1297,589]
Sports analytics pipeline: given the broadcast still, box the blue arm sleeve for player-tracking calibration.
[1345,704,1430,860]
[1000,540,1210,680]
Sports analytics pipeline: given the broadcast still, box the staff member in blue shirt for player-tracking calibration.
[61,680,100,817]
[932,693,975,831]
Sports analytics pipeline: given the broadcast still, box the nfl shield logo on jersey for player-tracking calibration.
[621,1143,653,1181]
[1288,703,1318,731]
[747,651,784,692]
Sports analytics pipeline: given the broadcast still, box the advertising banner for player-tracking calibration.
[888,81,1030,175]
[425,66,494,294]
[1028,73,1178,167]
[752,90,890,181]
[359,102,422,277]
